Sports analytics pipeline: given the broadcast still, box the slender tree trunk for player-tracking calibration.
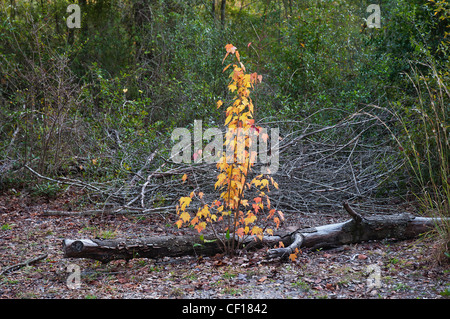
[133,0,153,62]
[282,0,288,19]
[67,29,74,45]
[220,0,226,28]
[211,0,216,21]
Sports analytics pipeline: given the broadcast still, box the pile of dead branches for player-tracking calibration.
[24,106,407,218]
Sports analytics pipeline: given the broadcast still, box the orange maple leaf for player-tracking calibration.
[236,227,245,238]
[225,44,237,54]
[222,44,237,64]
[289,248,300,262]
[274,216,280,228]
[289,253,297,262]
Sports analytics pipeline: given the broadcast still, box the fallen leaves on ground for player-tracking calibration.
[0,192,449,299]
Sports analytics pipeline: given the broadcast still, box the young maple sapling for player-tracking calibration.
[175,44,285,256]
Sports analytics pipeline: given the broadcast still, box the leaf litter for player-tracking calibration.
[0,191,449,299]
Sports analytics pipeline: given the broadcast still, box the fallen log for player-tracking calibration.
[63,235,222,263]
[62,203,448,263]
[267,204,446,259]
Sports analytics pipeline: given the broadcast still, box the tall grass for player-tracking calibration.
[399,63,450,262]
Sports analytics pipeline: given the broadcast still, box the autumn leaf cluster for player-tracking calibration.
[175,44,284,253]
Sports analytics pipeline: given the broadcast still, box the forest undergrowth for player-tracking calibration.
[0,0,449,298]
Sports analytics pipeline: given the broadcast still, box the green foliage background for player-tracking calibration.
[0,0,448,214]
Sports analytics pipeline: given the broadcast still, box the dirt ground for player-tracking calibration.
[0,189,449,300]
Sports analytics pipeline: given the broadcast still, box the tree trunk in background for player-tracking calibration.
[133,0,153,62]
[211,0,216,21]
[220,0,226,28]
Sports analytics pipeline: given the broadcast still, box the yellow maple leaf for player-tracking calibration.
[215,173,227,189]
[180,211,191,223]
[222,210,231,216]
[181,174,187,183]
[244,213,257,225]
[251,178,261,187]
[260,179,269,190]
[228,83,237,92]
[198,205,210,218]
[179,196,192,210]
[224,113,234,125]
[251,226,262,236]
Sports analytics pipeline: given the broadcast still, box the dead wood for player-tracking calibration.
[24,109,410,219]
[63,236,225,263]
[43,205,176,217]
[267,210,447,259]
[62,203,448,263]
[0,254,48,275]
